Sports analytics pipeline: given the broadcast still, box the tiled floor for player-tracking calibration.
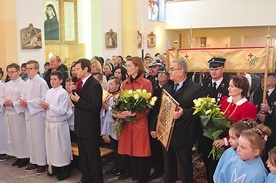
[0,156,164,183]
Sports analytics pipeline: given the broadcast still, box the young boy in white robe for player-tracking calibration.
[0,63,29,167]
[0,81,7,161]
[101,76,124,176]
[41,70,73,181]
[20,60,49,174]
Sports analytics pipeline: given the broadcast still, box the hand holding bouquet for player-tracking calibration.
[193,96,231,160]
[112,89,157,134]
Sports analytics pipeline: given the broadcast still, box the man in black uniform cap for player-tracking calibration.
[200,57,229,183]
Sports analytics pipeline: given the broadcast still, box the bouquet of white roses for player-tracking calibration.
[112,89,157,134]
[193,96,231,160]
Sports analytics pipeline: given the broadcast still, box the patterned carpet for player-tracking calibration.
[193,154,207,183]
[175,154,207,183]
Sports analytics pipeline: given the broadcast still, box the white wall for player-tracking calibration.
[101,0,121,59]
[166,0,276,29]
[16,0,45,70]
[137,0,167,57]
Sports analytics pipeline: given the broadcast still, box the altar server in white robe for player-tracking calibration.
[0,81,7,161]
[20,60,49,175]
[0,63,29,167]
[101,77,123,175]
[41,70,73,181]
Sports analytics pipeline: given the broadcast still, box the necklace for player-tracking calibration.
[223,102,238,119]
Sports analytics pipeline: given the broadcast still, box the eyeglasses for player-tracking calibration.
[26,68,35,71]
[8,71,19,74]
[169,68,182,71]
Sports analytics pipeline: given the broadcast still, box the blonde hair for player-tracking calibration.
[90,59,102,72]
[240,124,271,154]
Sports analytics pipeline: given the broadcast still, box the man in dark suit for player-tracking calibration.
[162,59,203,183]
[201,57,229,183]
[251,73,276,161]
[70,59,103,183]
[148,66,171,179]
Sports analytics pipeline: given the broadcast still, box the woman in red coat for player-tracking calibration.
[114,56,152,183]
[213,75,257,147]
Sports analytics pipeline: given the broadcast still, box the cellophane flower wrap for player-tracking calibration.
[112,89,157,135]
[193,96,231,160]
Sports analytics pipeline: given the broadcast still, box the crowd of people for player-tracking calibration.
[0,52,275,183]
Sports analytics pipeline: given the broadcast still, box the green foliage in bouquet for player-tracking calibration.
[112,89,157,134]
[193,96,232,160]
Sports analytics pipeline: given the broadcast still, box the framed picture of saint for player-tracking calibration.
[44,0,60,41]
[147,31,156,48]
[105,29,117,48]
[148,0,159,21]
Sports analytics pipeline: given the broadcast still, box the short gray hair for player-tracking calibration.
[172,59,187,73]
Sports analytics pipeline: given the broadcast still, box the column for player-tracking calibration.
[121,0,138,57]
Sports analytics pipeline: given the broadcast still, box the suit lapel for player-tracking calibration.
[174,80,187,97]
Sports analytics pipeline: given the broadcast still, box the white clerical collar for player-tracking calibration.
[227,96,248,106]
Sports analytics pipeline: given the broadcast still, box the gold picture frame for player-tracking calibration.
[62,0,78,44]
[156,89,179,151]
[44,0,60,43]
[44,0,78,44]
[105,29,117,48]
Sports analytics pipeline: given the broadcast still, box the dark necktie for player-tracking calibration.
[173,83,179,95]
[213,82,217,89]
[76,80,83,92]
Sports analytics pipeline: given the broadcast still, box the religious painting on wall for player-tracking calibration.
[20,24,42,49]
[156,89,179,151]
[136,30,142,48]
[44,0,60,41]
[105,29,117,48]
[148,0,159,21]
[147,31,156,48]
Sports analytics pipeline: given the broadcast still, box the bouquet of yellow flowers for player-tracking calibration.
[193,96,231,160]
[112,89,157,134]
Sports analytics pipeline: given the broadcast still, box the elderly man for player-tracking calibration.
[44,55,68,88]
[162,59,203,183]
[149,66,172,179]
[251,73,276,161]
